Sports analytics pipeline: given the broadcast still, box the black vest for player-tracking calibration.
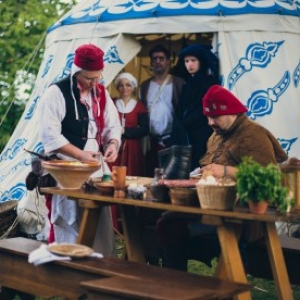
[54,76,89,150]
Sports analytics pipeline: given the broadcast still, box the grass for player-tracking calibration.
[188,258,300,299]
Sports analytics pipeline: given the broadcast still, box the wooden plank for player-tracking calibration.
[41,187,300,223]
[81,275,251,300]
[81,277,214,300]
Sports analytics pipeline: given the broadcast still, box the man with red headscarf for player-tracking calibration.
[39,44,122,256]
[157,85,288,271]
[199,85,287,176]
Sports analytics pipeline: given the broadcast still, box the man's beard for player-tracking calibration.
[212,125,226,135]
[154,66,165,75]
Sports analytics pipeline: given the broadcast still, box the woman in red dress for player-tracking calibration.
[111,72,149,176]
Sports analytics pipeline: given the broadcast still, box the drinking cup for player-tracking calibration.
[112,166,127,197]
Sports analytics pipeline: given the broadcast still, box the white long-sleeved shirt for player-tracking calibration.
[38,84,122,154]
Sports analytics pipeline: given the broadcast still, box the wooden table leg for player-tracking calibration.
[264,222,293,300]
[215,222,243,280]
[217,223,251,300]
[77,199,102,247]
[119,205,146,263]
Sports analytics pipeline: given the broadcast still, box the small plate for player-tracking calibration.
[126,176,138,180]
[47,243,93,258]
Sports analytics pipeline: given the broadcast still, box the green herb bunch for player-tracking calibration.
[236,157,294,212]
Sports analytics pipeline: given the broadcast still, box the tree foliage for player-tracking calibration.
[0,0,77,151]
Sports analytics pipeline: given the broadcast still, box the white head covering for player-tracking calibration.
[71,64,82,76]
[114,72,138,89]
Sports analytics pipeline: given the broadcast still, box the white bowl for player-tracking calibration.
[42,160,101,189]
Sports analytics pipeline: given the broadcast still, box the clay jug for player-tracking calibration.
[160,145,192,179]
[149,168,169,202]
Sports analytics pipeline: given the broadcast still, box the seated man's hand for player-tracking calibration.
[200,164,225,179]
[200,164,237,179]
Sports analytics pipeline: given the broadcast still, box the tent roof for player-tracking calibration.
[46,1,300,48]
[48,0,300,33]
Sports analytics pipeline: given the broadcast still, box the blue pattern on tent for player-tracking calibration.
[293,61,300,87]
[0,158,30,182]
[48,0,300,32]
[228,41,284,90]
[0,183,27,203]
[42,55,54,78]
[246,71,290,120]
[25,96,40,120]
[0,142,44,200]
[51,53,74,84]
[0,139,27,162]
[104,46,124,65]
[279,137,298,155]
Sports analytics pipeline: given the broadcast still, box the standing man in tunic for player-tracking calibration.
[139,44,185,177]
[38,44,122,256]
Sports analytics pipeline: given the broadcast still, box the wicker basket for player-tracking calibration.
[0,200,19,238]
[169,188,199,207]
[196,184,237,210]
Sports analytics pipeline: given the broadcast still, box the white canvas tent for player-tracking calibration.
[0,0,299,212]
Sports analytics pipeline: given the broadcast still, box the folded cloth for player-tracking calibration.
[28,243,71,266]
[190,167,200,177]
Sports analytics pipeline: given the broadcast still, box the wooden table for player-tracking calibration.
[42,186,300,300]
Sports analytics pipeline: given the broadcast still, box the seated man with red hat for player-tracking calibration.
[38,44,122,256]
[157,85,288,271]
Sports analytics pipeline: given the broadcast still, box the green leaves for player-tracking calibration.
[236,157,291,212]
[0,0,77,151]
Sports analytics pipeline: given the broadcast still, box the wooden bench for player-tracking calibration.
[81,276,243,300]
[246,235,300,285]
[0,237,251,300]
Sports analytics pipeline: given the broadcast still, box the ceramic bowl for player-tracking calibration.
[41,160,101,189]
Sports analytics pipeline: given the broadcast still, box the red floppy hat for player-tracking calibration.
[203,85,248,116]
[73,44,104,71]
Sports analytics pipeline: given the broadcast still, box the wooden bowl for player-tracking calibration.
[41,160,101,189]
[168,188,199,206]
[94,181,115,196]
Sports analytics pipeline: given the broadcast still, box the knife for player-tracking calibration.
[24,149,57,161]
